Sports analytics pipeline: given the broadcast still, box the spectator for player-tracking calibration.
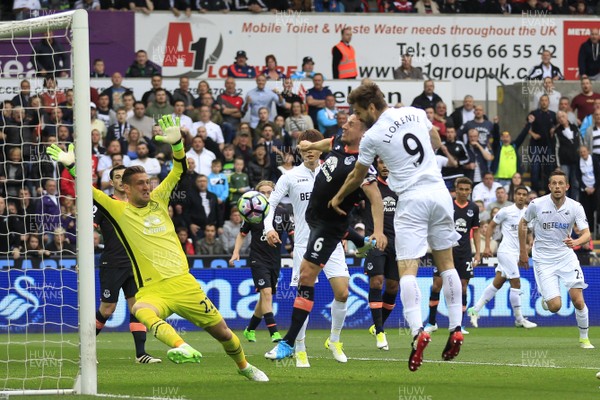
[90,58,108,78]
[75,0,101,10]
[186,175,220,239]
[177,226,195,255]
[96,93,117,129]
[450,95,475,131]
[186,135,216,176]
[142,74,173,107]
[276,77,303,118]
[571,77,600,123]
[388,0,416,12]
[574,0,592,16]
[332,27,357,79]
[160,0,192,16]
[145,88,174,119]
[31,33,69,77]
[100,72,128,111]
[243,75,284,129]
[197,0,230,11]
[91,129,106,157]
[45,227,75,256]
[173,76,195,113]
[503,173,530,201]
[222,144,236,178]
[192,105,225,151]
[208,159,229,223]
[578,28,600,81]
[100,153,125,194]
[411,79,443,110]
[486,187,513,211]
[90,102,108,139]
[306,73,332,127]
[316,94,338,136]
[192,92,221,124]
[60,195,77,244]
[528,95,557,193]
[290,56,317,80]
[41,107,68,139]
[285,100,314,146]
[0,147,27,198]
[229,157,251,206]
[415,0,439,13]
[16,234,50,259]
[36,179,61,239]
[247,144,272,188]
[393,54,423,80]
[262,54,286,81]
[234,127,253,166]
[432,101,449,139]
[439,126,470,188]
[531,77,561,112]
[13,0,41,20]
[577,146,598,233]
[472,172,503,209]
[195,224,226,255]
[57,88,74,124]
[4,107,36,161]
[460,105,495,148]
[491,128,528,186]
[216,77,244,144]
[130,142,161,178]
[555,110,581,200]
[122,91,135,119]
[257,123,283,173]
[172,99,194,138]
[97,140,131,180]
[578,98,600,138]
[40,76,67,116]
[465,128,493,185]
[126,49,160,77]
[127,101,155,140]
[527,50,564,80]
[253,107,272,141]
[12,79,31,108]
[440,0,465,13]
[221,208,250,255]
[227,50,256,79]
[17,187,37,234]
[551,0,569,14]
[172,157,199,209]
[104,107,132,150]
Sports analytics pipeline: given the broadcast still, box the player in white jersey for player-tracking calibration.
[263,129,351,367]
[518,170,593,348]
[331,83,464,372]
[468,186,538,329]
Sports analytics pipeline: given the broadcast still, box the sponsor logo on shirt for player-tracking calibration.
[542,222,569,230]
[142,215,166,235]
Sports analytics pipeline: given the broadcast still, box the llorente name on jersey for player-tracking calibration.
[386,114,422,135]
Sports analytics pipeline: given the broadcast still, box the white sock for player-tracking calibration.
[474,284,499,313]
[329,300,346,343]
[509,288,523,322]
[440,269,462,331]
[400,275,422,337]
[576,305,589,340]
[295,316,309,352]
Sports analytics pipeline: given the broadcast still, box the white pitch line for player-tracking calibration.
[96,393,179,400]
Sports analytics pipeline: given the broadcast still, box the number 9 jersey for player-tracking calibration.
[357,106,445,196]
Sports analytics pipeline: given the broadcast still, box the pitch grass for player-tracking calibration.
[2,327,600,400]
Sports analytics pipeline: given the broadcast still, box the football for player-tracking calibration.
[237,191,270,224]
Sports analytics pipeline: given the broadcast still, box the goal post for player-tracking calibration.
[0,9,95,396]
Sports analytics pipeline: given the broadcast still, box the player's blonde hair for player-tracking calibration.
[255,180,275,191]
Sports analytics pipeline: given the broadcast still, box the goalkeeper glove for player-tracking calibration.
[47,143,75,167]
[156,115,183,146]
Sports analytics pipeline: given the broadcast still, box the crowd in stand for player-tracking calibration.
[1,24,599,264]
[6,0,600,18]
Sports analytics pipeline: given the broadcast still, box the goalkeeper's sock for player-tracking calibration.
[263,312,279,336]
[283,285,314,347]
[96,310,108,336]
[247,314,262,331]
[221,332,248,369]
[130,313,147,358]
[135,308,184,348]
[381,291,397,326]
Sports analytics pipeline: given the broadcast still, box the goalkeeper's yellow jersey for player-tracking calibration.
[93,149,188,288]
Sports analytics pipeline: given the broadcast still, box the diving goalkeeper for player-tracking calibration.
[47,116,268,382]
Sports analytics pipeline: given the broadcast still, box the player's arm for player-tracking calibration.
[518,217,530,269]
[361,180,387,251]
[472,227,481,266]
[298,138,332,153]
[429,128,442,151]
[228,231,247,266]
[330,162,370,216]
[483,220,496,258]
[264,174,289,247]
[564,204,591,248]
[151,116,187,206]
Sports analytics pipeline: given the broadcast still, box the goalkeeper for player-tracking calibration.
[47,116,268,382]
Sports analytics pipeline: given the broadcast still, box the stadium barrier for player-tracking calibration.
[1,257,598,332]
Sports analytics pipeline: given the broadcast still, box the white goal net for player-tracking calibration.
[0,10,95,396]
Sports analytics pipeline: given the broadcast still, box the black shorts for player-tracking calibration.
[364,246,399,281]
[250,262,280,294]
[303,220,346,267]
[99,267,138,303]
[433,255,473,280]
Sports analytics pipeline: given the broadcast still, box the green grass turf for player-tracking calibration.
[1,327,600,400]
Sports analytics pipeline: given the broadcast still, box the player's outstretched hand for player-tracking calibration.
[47,143,75,166]
[229,252,240,266]
[371,232,387,251]
[156,115,182,144]
[266,230,281,248]
[328,195,346,216]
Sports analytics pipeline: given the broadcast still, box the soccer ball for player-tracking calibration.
[237,191,270,224]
